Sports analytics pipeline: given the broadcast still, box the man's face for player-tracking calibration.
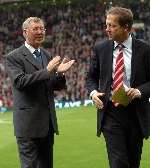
[105,14,128,42]
[24,21,45,48]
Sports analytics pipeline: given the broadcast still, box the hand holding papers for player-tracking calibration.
[112,85,132,106]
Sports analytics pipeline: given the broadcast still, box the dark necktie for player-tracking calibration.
[112,44,124,106]
[34,50,42,63]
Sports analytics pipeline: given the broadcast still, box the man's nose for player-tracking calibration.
[105,25,110,32]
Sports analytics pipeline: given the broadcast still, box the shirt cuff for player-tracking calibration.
[56,72,65,76]
[90,90,98,98]
[135,89,141,98]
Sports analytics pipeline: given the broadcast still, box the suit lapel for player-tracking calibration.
[41,50,49,68]
[107,41,114,81]
[130,38,141,86]
[21,45,42,69]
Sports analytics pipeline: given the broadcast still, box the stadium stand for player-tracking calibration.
[0,0,150,109]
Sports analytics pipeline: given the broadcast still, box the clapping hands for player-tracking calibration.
[57,57,75,73]
[47,56,75,73]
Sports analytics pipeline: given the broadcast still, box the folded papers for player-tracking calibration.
[112,86,131,106]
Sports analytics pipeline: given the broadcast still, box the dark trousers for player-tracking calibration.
[102,102,143,168]
[16,132,54,168]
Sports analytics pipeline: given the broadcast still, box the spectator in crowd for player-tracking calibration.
[0,1,150,107]
[5,17,74,168]
[86,7,150,168]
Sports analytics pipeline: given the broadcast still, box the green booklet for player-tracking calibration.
[112,86,131,106]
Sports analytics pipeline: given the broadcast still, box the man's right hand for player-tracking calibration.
[47,56,61,72]
[91,92,105,109]
[57,57,75,73]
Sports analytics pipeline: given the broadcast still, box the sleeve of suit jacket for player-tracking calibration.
[5,48,65,90]
[86,45,100,94]
[135,40,150,99]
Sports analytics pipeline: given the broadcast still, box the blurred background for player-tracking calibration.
[0,0,150,111]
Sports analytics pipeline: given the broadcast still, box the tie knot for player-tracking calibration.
[34,50,41,57]
[117,44,124,51]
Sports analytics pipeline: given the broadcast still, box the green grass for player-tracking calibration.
[0,106,150,168]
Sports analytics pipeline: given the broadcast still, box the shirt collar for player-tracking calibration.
[25,41,40,54]
[114,35,132,50]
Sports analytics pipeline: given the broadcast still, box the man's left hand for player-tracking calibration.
[126,88,141,100]
[57,58,75,73]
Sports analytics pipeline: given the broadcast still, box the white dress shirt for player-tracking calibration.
[25,41,40,58]
[113,35,132,88]
[90,35,141,97]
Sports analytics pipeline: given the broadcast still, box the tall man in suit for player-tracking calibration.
[86,7,150,168]
[6,17,74,168]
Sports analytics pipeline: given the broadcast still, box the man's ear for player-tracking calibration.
[124,24,130,32]
[23,29,27,38]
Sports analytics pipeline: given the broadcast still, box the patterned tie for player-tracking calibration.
[34,50,42,63]
[112,44,124,106]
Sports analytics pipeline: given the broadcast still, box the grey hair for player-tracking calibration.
[22,17,45,30]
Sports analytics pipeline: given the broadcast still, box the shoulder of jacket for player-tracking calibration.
[95,39,113,49]
[7,45,25,57]
[40,48,51,58]
[133,38,150,50]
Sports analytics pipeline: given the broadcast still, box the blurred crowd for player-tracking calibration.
[0,1,150,108]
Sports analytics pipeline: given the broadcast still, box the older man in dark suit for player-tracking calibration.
[86,7,150,168]
[6,17,74,168]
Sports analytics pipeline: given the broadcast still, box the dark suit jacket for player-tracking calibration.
[86,38,150,138]
[6,45,66,138]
